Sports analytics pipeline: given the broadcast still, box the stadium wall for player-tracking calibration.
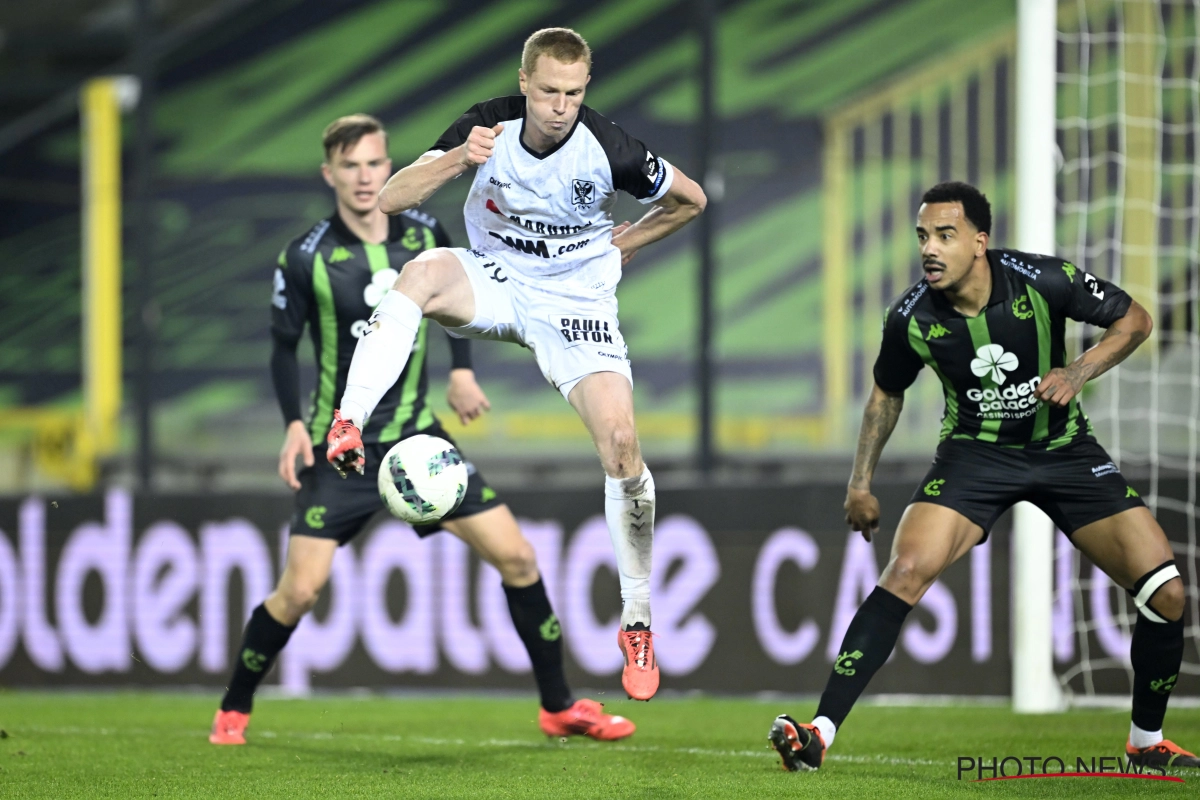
[0,479,1192,697]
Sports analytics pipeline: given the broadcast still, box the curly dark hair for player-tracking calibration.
[921,181,991,234]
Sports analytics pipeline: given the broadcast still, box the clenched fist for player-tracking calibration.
[460,123,505,167]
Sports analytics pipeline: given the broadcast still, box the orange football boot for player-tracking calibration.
[209,709,250,745]
[1126,739,1200,768]
[618,626,659,701]
[539,699,635,741]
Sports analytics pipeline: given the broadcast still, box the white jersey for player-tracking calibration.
[426,96,674,300]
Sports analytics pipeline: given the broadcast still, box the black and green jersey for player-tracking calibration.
[874,249,1132,449]
[271,209,453,444]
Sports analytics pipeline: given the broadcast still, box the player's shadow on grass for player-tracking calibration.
[262,740,527,771]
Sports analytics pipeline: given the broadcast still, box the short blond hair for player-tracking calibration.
[521,27,591,75]
[322,114,387,161]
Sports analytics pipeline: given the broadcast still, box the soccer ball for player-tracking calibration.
[377,434,468,525]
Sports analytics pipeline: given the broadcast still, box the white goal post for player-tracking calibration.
[1012,0,1067,714]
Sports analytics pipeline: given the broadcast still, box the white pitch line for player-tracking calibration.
[14,725,937,767]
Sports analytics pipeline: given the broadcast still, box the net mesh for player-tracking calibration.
[1054,0,1200,700]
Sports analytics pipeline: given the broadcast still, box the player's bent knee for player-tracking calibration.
[496,539,539,585]
[601,426,641,477]
[1148,577,1185,623]
[880,556,934,604]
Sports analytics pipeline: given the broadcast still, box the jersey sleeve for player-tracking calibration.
[581,107,673,204]
[270,243,312,347]
[872,305,925,393]
[428,96,527,154]
[1045,259,1133,327]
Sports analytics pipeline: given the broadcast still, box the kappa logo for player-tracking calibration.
[970,344,1019,385]
[1062,261,1077,281]
[571,178,595,207]
[926,323,950,340]
[329,246,354,263]
[557,316,618,349]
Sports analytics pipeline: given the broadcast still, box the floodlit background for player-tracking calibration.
[0,0,1196,706]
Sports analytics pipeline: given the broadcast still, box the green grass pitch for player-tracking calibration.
[0,692,1196,798]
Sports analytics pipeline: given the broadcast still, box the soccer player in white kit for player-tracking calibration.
[325,28,707,701]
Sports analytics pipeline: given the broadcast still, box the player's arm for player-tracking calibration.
[1034,262,1151,407]
[378,100,510,214]
[846,304,925,539]
[611,168,706,266]
[444,334,491,425]
[1036,299,1153,407]
[846,385,906,541]
[270,247,316,490]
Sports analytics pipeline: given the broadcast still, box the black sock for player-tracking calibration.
[815,586,913,728]
[1131,613,1184,732]
[220,604,296,713]
[504,579,573,713]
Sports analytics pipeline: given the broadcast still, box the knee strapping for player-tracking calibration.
[1130,561,1181,623]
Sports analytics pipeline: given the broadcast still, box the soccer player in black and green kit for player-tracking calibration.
[769,182,1197,771]
[209,114,634,745]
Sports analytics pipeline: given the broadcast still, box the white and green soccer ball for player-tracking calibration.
[377,434,468,525]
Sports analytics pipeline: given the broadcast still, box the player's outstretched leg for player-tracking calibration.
[211,536,335,745]
[569,372,659,701]
[1071,508,1199,768]
[771,503,980,769]
[445,507,635,741]
[337,250,475,432]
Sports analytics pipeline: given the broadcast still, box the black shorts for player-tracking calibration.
[910,438,1145,540]
[290,424,502,544]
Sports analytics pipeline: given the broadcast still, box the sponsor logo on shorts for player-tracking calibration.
[970,344,1019,385]
[556,315,619,349]
[1126,486,1140,498]
[1091,462,1119,477]
[967,375,1042,419]
[923,479,945,497]
[571,178,595,207]
[304,505,326,529]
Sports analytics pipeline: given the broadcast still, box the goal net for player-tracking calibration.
[1054,0,1200,701]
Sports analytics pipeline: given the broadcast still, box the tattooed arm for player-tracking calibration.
[1035,299,1153,407]
[845,383,906,541]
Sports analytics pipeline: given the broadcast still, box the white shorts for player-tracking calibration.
[446,248,632,400]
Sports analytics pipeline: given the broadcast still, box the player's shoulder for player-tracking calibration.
[991,248,1074,288]
[281,217,334,270]
[578,103,635,145]
[883,279,932,332]
[465,95,526,125]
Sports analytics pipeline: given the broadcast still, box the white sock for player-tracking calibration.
[812,715,836,749]
[340,290,423,427]
[604,467,655,629]
[1130,721,1163,749]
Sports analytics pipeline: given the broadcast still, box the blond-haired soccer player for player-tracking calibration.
[326,29,707,702]
[209,114,634,745]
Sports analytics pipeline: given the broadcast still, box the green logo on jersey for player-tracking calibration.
[834,650,864,676]
[481,486,497,503]
[1012,294,1034,320]
[241,648,268,673]
[925,323,950,340]
[400,228,424,251]
[1062,262,1077,281]
[1151,674,1177,695]
[304,505,327,529]
[329,246,354,263]
[924,479,946,497]
[1126,486,1140,498]
[539,614,562,642]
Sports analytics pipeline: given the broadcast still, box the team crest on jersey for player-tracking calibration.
[571,179,595,207]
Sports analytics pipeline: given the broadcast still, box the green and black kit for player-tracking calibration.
[875,249,1144,536]
[271,210,501,542]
